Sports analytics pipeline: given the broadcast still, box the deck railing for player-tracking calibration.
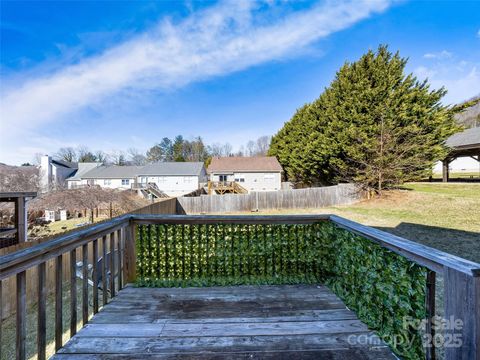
[0,214,479,360]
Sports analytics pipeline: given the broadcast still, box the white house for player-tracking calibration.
[40,155,78,192]
[136,162,207,197]
[66,162,207,197]
[68,165,142,190]
[208,156,283,193]
[66,162,102,189]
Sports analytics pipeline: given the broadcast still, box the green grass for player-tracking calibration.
[431,171,480,179]
[29,216,109,238]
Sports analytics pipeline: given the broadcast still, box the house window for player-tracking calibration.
[184,177,193,183]
[234,174,245,182]
[158,177,167,183]
[104,179,111,186]
[122,179,130,185]
[219,175,228,182]
[140,177,147,184]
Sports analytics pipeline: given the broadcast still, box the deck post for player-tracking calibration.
[124,223,137,283]
[14,196,27,243]
[443,267,480,359]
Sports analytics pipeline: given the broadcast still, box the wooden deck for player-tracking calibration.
[53,284,395,359]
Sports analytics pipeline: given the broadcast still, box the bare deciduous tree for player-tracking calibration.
[255,136,271,156]
[127,148,147,165]
[0,164,40,192]
[55,147,77,162]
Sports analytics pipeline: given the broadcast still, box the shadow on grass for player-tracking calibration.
[376,222,480,264]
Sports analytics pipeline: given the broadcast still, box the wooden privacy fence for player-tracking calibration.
[129,197,177,215]
[177,184,363,214]
[0,213,479,359]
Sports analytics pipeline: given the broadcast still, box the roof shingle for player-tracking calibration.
[208,156,283,173]
[446,127,480,149]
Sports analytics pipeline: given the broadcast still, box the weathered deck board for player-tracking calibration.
[53,285,395,359]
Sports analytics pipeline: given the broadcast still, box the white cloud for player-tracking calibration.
[0,0,391,140]
[423,50,452,59]
[414,61,480,105]
[477,29,480,38]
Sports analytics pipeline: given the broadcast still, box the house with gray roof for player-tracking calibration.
[40,155,78,192]
[136,162,207,197]
[66,162,207,197]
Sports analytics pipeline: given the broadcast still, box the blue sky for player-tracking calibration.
[1,0,479,165]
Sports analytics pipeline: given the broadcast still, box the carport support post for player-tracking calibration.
[442,159,450,182]
[14,196,27,243]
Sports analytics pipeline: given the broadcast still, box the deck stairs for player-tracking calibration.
[208,181,248,195]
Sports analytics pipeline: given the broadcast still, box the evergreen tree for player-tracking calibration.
[269,45,459,192]
[173,135,185,162]
[159,137,174,161]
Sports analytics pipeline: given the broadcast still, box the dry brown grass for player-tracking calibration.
[218,182,480,263]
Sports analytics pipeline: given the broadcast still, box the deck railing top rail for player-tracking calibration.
[329,215,480,276]
[2,213,480,281]
[0,214,130,281]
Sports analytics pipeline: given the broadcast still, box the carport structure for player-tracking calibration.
[442,127,480,182]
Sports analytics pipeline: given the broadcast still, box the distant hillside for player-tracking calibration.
[454,95,480,128]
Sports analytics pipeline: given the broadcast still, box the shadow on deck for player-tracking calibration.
[53,284,395,359]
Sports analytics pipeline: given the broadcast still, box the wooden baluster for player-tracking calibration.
[70,249,77,337]
[92,239,99,314]
[37,262,46,360]
[55,255,63,351]
[102,235,108,306]
[117,229,123,291]
[82,244,88,325]
[16,270,26,360]
[109,233,115,298]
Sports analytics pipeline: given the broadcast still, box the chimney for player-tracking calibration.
[39,155,52,192]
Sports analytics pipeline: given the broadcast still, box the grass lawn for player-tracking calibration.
[431,171,480,179]
[29,216,110,238]
[223,182,480,263]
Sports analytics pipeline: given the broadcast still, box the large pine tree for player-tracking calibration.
[269,45,459,192]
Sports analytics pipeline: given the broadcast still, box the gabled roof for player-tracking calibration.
[81,165,143,179]
[208,156,283,173]
[52,159,77,169]
[77,162,205,179]
[446,127,480,150]
[138,162,205,176]
[67,163,102,181]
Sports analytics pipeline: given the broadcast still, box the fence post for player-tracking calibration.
[124,222,137,283]
[443,267,479,360]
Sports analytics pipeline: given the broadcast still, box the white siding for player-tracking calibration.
[92,178,134,189]
[139,175,200,196]
[210,172,281,192]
